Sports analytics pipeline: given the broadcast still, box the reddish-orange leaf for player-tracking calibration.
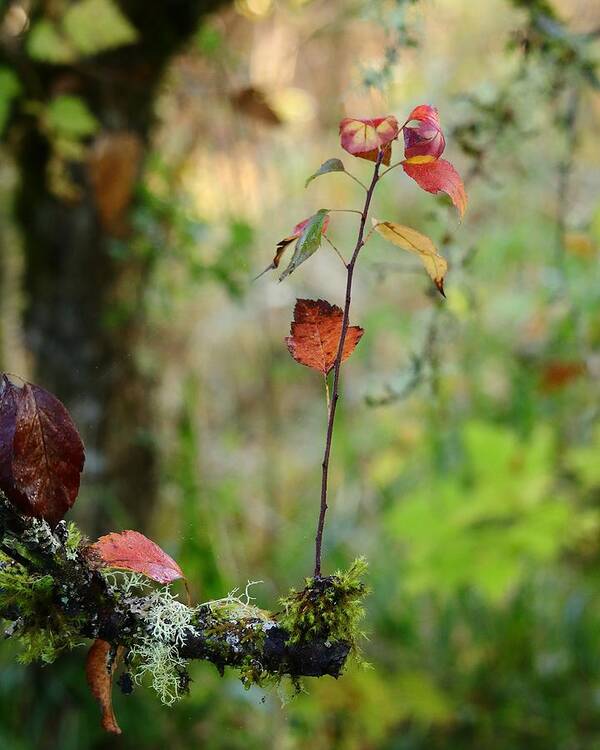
[86,639,122,735]
[89,530,185,584]
[339,116,398,164]
[403,105,446,159]
[402,157,467,219]
[540,360,586,393]
[285,299,364,375]
[0,374,85,525]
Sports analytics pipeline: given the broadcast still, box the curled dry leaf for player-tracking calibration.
[402,157,467,219]
[88,529,185,584]
[285,298,364,375]
[0,373,85,525]
[87,131,142,237]
[86,639,123,735]
[255,212,330,280]
[403,105,446,159]
[279,209,330,281]
[372,220,448,296]
[339,116,399,166]
[230,86,281,126]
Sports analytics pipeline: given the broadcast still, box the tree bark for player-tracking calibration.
[10,0,228,532]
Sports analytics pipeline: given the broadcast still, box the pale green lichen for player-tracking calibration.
[205,580,270,623]
[130,638,189,705]
[101,569,152,597]
[128,583,198,704]
[135,586,198,646]
[20,517,61,555]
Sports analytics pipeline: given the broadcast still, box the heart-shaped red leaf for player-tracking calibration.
[89,530,185,584]
[339,116,398,165]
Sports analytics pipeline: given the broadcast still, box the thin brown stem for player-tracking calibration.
[314,149,385,577]
[324,235,348,267]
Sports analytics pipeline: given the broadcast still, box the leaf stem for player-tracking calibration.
[314,149,384,578]
[328,208,363,216]
[324,235,348,267]
[379,160,403,178]
[343,170,368,191]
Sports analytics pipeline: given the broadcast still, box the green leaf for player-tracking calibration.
[0,67,21,135]
[195,23,224,57]
[63,0,138,56]
[305,158,345,188]
[279,209,329,281]
[26,20,77,64]
[46,96,99,138]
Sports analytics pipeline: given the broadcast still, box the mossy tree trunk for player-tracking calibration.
[8,0,228,532]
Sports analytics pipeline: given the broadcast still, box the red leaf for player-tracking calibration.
[402,157,467,219]
[0,374,85,525]
[86,639,122,735]
[540,360,586,393]
[403,105,446,159]
[339,116,398,165]
[0,377,18,498]
[89,530,185,584]
[285,299,364,375]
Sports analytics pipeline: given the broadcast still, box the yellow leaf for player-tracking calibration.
[565,232,596,259]
[372,219,448,295]
[404,155,436,165]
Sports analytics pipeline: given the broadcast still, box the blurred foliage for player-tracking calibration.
[1,0,600,747]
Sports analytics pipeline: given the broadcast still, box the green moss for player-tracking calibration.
[0,554,85,664]
[64,521,83,560]
[16,622,85,664]
[278,557,369,658]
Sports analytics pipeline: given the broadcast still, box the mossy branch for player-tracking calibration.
[0,496,367,702]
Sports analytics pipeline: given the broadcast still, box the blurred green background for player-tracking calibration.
[1,0,600,747]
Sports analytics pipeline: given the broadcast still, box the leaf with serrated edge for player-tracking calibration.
[89,530,185,584]
[373,219,448,296]
[285,298,364,374]
[279,209,329,281]
[86,639,122,735]
[305,159,345,188]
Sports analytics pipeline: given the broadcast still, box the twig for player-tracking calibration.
[328,208,363,216]
[0,498,350,681]
[314,149,385,577]
[343,171,368,191]
[379,160,403,178]
[324,235,348,267]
